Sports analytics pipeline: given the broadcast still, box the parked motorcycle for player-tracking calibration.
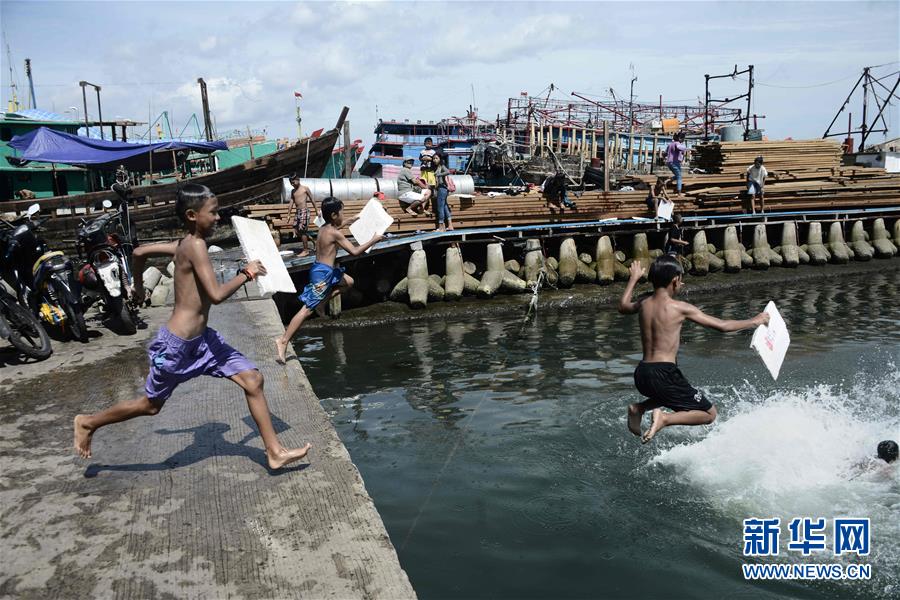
[0,282,52,360]
[1,204,88,342]
[76,199,138,335]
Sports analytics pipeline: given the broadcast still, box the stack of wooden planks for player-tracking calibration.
[245,191,703,239]
[690,139,843,175]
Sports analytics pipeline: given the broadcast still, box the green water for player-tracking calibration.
[298,270,900,600]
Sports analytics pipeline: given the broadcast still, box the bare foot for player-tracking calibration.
[275,338,288,364]
[314,304,327,319]
[267,443,312,469]
[405,208,417,216]
[73,415,94,458]
[627,404,642,437]
[298,250,310,258]
[642,409,665,444]
[447,225,454,231]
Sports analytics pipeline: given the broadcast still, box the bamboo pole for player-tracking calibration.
[247,126,255,159]
[638,135,645,173]
[651,134,658,175]
[591,129,597,159]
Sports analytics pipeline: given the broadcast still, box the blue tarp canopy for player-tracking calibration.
[7,126,227,171]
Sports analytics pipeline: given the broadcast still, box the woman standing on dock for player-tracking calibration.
[432,154,453,231]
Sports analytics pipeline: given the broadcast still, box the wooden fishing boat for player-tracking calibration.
[3,109,347,245]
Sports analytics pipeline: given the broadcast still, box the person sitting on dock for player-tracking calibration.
[618,256,768,443]
[73,184,312,470]
[397,157,432,216]
[745,155,774,214]
[275,197,383,364]
[288,174,321,257]
[541,171,577,210]
[645,176,671,217]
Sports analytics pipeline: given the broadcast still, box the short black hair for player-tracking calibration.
[648,254,684,288]
[672,213,683,224]
[289,172,299,181]
[877,440,898,463]
[424,137,433,143]
[321,196,343,224]
[176,184,214,224]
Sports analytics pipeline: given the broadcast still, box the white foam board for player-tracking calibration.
[348,198,393,253]
[231,216,296,295]
[750,301,790,380]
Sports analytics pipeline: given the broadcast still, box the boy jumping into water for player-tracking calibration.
[73,184,311,470]
[275,197,382,364]
[618,256,769,443]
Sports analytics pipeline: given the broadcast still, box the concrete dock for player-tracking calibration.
[0,299,416,599]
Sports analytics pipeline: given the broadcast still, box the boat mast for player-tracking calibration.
[5,42,20,112]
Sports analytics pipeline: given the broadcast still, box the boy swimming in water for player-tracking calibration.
[74,184,311,470]
[618,256,769,443]
[275,196,382,364]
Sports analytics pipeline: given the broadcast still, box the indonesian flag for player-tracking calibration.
[294,91,303,98]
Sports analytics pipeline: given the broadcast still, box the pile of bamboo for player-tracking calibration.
[690,139,843,175]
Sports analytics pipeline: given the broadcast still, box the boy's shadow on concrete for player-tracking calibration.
[84,415,308,478]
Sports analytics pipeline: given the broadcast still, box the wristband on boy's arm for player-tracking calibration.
[236,267,255,282]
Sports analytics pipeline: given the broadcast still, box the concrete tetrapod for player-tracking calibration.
[150,276,172,306]
[407,249,430,308]
[478,243,527,297]
[848,221,875,261]
[558,238,578,288]
[142,266,164,292]
[894,219,900,249]
[523,239,547,287]
[632,233,652,276]
[722,226,742,272]
[445,247,465,301]
[595,236,616,285]
[690,230,724,274]
[804,222,831,265]
[871,219,898,257]
[750,224,782,269]
[427,274,445,301]
[575,259,597,283]
[827,222,851,264]
[389,277,408,302]
[505,260,521,274]
[778,223,801,268]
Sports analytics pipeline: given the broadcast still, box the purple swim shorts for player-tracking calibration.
[144,326,257,404]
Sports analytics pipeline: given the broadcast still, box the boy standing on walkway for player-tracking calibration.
[74,184,311,469]
[618,256,768,443]
[288,174,320,257]
[275,197,382,364]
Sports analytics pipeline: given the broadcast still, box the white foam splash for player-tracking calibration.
[652,370,899,595]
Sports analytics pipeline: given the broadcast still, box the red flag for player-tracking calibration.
[310,128,324,138]
[294,91,303,98]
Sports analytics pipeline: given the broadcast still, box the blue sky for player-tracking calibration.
[2,1,898,148]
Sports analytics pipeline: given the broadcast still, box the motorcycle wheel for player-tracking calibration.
[63,302,88,342]
[3,301,52,360]
[108,295,137,335]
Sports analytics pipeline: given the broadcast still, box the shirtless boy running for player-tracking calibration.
[275,197,382,364]
[618,256,768,443]
[73,184,311,470]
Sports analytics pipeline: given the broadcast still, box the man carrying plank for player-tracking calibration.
[618,256,769,443]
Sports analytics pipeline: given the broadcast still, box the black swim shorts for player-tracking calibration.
[633,361,713,412]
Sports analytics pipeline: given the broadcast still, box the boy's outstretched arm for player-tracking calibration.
[682,303,769,332]
[618,262,645,314]
[335,230,383,257]
[185,238,266,305]
[131,241,178,300]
